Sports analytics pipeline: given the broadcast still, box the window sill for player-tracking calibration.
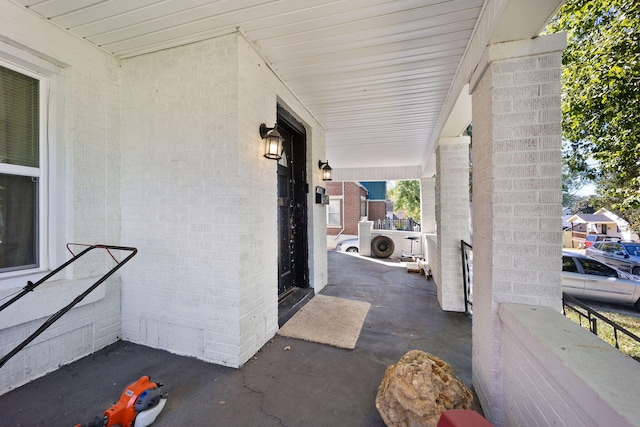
[0,276,107,329]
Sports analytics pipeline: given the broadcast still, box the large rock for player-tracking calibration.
[375,350,473,427]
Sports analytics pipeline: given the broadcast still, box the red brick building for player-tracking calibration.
[326,182,386,236]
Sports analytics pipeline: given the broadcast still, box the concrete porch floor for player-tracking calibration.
[0,250,475,426]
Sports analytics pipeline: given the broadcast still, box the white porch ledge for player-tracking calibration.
[499,303,640,427]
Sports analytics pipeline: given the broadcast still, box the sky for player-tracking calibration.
[575,182,596,197]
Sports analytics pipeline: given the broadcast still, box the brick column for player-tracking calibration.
[435,137,471,312]
[420,177,436,234]
[469,33,566,425]
[358,221,373,257]
[420,177,437,275]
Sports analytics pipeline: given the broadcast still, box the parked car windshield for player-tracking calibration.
[601,242,623,253]
[623,244,640,256]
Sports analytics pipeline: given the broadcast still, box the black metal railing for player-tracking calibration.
[372,218,420,231]
[562,293,640,356]
[0,244,137,369]
[461,240,473,314]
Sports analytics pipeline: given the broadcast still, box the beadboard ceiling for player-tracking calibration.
[14,0,486,172]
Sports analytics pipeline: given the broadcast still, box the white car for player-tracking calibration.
[562,251,640,311]
[336,238,359,253]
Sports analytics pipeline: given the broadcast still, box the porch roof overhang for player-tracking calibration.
[11,0,564,181]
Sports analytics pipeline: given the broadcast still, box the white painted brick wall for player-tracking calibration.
[119,33,327,368]
[0,5,328,389]
[425,235,440,294]
[0,3,124,395]
[239,34,328,361]
[500,304,640,427]
[120,35,246,366]
[435,137,471,312]
[420,177,436,234]
[470,34,565,426]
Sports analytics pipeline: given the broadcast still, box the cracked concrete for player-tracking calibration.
[0,251,474,426]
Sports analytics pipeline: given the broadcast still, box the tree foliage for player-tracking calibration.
[387,180,421,220]
[562,161,591,207]
[547,0,640,231]
[570,196,598,214]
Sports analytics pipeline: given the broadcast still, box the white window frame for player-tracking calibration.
[326,196,342,228]
[0,41,63,290]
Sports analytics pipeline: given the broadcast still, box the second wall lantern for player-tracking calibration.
[318,160,333,181]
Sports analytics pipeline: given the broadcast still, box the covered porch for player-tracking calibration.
[1,1,640,426]
[0,251,474,426]
[2,251,638,426]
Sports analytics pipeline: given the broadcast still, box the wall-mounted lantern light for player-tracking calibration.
[318,160,333,181]
[260,123,283,160]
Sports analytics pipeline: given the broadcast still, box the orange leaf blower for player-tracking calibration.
[75,376,167,427]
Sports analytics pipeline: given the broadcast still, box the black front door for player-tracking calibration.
[276,108,308,296]
[277,150,294,294]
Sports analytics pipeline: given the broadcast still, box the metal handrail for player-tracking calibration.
[373,218,420,231]
[461,240,473,314]
[0,244,137,369]
[562,292,640,352]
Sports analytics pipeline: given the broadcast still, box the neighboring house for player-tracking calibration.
[567,209,639,248]
[595,208,640,241]
[385,200,395,220]
[562,207,572,230]
[361,181,388,230]
[326,181,367,237]
[567,213,618,248]
[568,213,617,234]
[325,181,386,239]
[325,181,418,245]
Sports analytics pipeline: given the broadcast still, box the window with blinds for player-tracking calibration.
[0,64,40,272]
[327,198,341,226]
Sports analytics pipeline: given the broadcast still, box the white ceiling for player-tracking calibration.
[14,0,487,171]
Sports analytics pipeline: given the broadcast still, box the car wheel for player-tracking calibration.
[633,266,640,276]
[635,298,640,312]
[346,247,358,253]
[371,235,394,258]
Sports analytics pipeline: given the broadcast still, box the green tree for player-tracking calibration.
[547,0,640,232]
[570,196,599,214]
[388,180,421,221]
[562,160,592,207]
